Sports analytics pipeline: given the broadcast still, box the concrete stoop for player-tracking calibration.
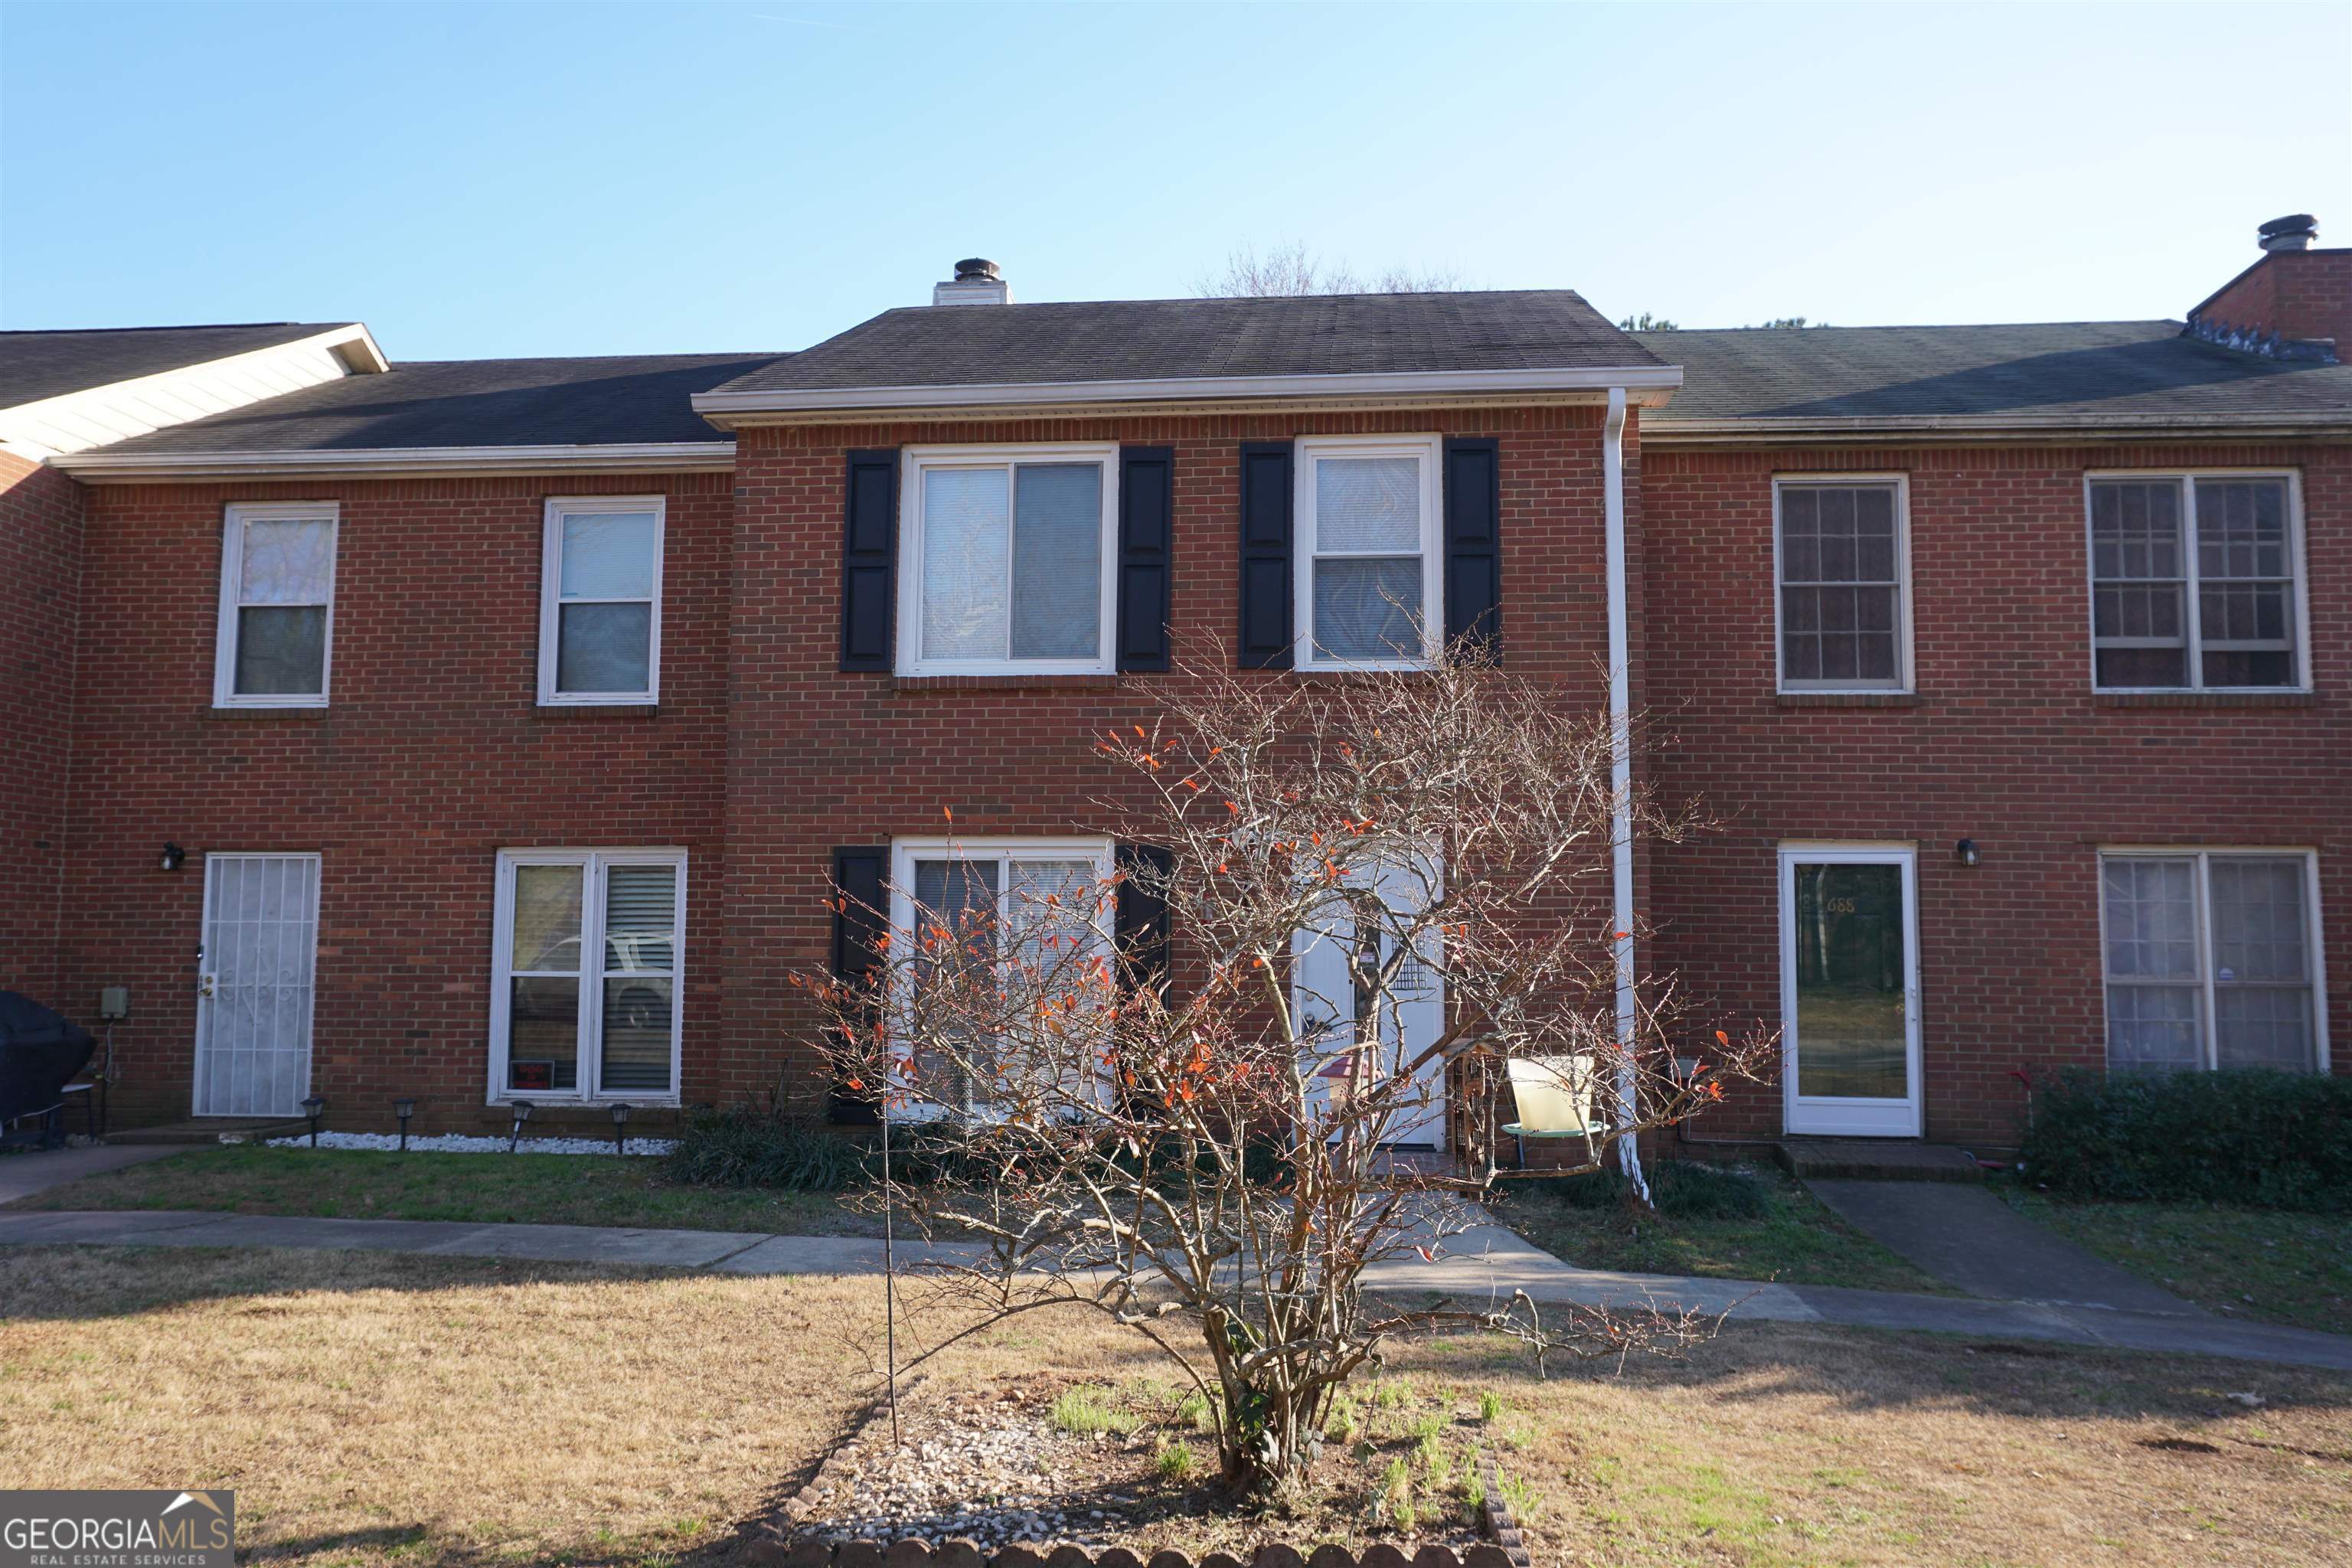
[1775,1138,1985,1182]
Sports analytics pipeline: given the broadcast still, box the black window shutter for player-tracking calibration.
[1443,437,1501,661]
[1236,442,1294,669]
[1115,843,1174,998]
[839,450,898,671]
[826,845,888,1124]
[1117,446,1174,671]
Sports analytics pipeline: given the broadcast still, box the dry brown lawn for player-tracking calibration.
[2,1246,2347,1568]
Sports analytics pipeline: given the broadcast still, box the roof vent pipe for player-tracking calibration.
[933,258,1013,307]
[2258,214,2318,253]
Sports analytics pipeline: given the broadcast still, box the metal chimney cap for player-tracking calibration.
[952,258,1001,282]
[2258,214,2319,252]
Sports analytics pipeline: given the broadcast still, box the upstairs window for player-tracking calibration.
[1295,435,1442,669]
[215,501,337,707]
[2088,474,2305,691]
[2099,850,2327,1073]
[1775,479,1909,692]
[540,497,664,704]
[897,446,1117,676]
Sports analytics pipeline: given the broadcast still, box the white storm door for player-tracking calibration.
[193,853,321,1118]
[1292,858,1448,1149]
[1779,845,1922,1137]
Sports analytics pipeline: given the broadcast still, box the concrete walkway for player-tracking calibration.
[1803,1178,2200,1315]
[0,1144,183,1204]
[4,1207,2347,1373]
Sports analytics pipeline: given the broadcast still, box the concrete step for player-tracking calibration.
[106,1118,307,1145]
[1776,1138,1985,1182]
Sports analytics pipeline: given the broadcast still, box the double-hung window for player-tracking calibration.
[215,501,337,707]
[490,849,685,1100]
[887,838,1115,1116]
[897,446,1118,676]
[1295,434,1442,668]
[540,497,665,704]
[1775,478,1909,691]
[2087,473,2306,691]
[2099,850,2328,1073]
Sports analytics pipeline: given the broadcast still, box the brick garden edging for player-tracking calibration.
[746,1377,1530,1568]
[747,1543,1520,1568]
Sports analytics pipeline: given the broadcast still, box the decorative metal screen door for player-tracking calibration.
[1779,845,1922,1137]
[193,853,321,1117]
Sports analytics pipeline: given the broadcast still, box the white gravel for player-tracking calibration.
[266,1130,676,1157]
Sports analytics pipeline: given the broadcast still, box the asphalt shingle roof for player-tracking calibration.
[0,322,356,408]
[710,290,1661,395]
[87,352,784,453]
[1636,321,2352,424]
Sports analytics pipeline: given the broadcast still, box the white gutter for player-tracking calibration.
[1645,410,2352,446]
[1601,386,1648,1203]
[49,440,738,482]
[694,362,1683,419]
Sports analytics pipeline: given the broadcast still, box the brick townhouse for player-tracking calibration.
[2,217,2345,1153]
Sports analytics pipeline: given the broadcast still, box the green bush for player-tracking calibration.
[665,1109,871,1191]
[2020,1067,2352,1210]
[1513,1158,1770,1219]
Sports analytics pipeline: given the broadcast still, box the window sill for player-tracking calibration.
[2094,691,2316,709]
[532,704,662,718]
[1775,691,1919,708]
[891,674,1123,692]
[206,705,330,721]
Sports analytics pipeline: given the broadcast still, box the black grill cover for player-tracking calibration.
[0,992,95,1125]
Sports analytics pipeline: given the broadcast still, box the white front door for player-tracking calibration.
[1779,844,1922,1137]
[1292,858,1447,1149]
[193,853,321,1118]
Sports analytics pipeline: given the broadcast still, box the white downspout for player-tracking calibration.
[1601,387,1650,1204]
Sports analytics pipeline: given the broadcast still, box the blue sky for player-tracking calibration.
[5,2,2347,360]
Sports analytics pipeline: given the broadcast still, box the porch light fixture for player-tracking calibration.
[609,1101,633,1155]
[393,1097,416,1152]
[508,1099,534,1152]
[1955,838,1979,867]
[159,843,186,872]
[301,1095,326,1146]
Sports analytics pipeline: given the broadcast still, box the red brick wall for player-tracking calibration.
[720,407,1630,1114]
[1642,441,2351,1149]
[0,450,84,1003]
[2194,250,2352,351]
[60,473,731,1129]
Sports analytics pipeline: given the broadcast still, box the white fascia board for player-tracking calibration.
[0,324,389,458]
[51,441,738,482]
[1645,410,2352,445]
[692,362,1685,419]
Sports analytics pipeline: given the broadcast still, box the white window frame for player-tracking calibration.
[2096,847,2330,1073]
[2083,469,2311,694]
[1772,475,1913,694]
[214,501,339,708]
[487,848,687,1104]
[538,495,665,706]
[886,835,1118,1119]
[1294,433,1445,671]
[894,444,1121,678]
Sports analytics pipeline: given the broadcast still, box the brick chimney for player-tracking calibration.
[2184,214,2349,363]
[932,257,1012,307]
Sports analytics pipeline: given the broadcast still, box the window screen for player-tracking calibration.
[2100,852,2318,1073]
[225,510,335,700]
[1779,484,1901,688]
[2091,476,2298,690]
[915,459,1105,668]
